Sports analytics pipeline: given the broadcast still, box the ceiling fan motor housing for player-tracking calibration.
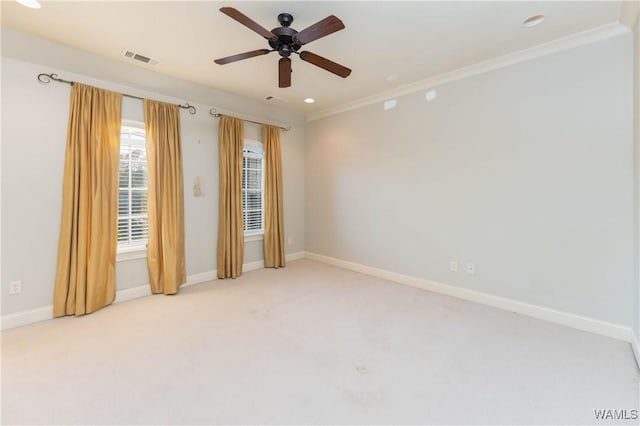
[270,13,301,58]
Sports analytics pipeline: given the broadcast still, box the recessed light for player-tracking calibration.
[386,74,399,82]
[304,98,315,104]
[16,0,41,9]
[425,90,437,102]
[522,14,545,28]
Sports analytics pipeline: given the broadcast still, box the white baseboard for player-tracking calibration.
[184,270,216,287]
[114,270,216,306]
[632,333,640,371]
[113,285,152,304]
[1,251,306,330]
[244,260,264,272]
[286,251,305,262]
[304,251,634,343]
[244,251,306,272]
[0,269,218,330]
[0,305,55,330]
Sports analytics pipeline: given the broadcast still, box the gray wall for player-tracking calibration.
[1,33,305,316]
[2,27,636,333]
[634,19,640,345]
[305,34,634,327]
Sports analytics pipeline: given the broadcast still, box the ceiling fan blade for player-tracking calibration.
[293,15,345,45]
[279,58,292,88]
[220,7,277,41]
[299,51,351,78]
[214,49,272,65]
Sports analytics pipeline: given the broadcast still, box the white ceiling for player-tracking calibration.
[1,1,623,114]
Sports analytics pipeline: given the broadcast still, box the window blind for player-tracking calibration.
[242,146,264,234]
[118,126,149,248]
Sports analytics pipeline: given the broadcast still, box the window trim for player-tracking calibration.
[116,246,147,262]
[118,120,149,255]
[242,139,264,239]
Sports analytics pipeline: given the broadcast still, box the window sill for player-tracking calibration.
[244,233,264,242]
[116,247,147,262]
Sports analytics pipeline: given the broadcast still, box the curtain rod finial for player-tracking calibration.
[37,72,73,85]
[180,103,196,115]
[37,73,53,83]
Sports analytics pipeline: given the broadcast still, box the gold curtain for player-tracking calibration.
[53,83,122,317]
[263,125,285,268]
[217,116,244,278]
[144,100,186,295]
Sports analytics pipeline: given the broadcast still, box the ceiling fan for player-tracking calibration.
[214,7,352,88]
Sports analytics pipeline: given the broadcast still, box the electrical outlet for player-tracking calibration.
[449,261,458,272]
[287,237,293,245]
[466,263,475,275]
[9,280,22,295]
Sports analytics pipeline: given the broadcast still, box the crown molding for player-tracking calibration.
[619,0,640,30]
[307,22,630,122]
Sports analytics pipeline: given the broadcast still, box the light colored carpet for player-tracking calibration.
[2,259,638,425]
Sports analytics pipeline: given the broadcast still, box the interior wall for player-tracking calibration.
[634,17,640,347]
[305,34,634,327]
[1,38,305,316]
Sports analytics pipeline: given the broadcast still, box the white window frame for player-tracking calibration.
[243,139,264,240]
[117,120,148,261]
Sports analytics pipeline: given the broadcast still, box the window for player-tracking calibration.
[118,123,148,251]
[242,140,264,236]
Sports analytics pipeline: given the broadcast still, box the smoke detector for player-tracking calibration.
[122,50,159,66]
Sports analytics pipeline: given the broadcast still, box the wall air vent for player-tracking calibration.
[122,50,159,66]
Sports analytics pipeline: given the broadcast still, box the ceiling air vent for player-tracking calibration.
[265,95,287,103]
[122,50,159,66]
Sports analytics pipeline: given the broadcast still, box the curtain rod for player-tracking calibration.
[209,108,291,132]
[37,73,197,115]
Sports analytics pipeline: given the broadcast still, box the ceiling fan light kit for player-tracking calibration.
[214,7,352,88]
